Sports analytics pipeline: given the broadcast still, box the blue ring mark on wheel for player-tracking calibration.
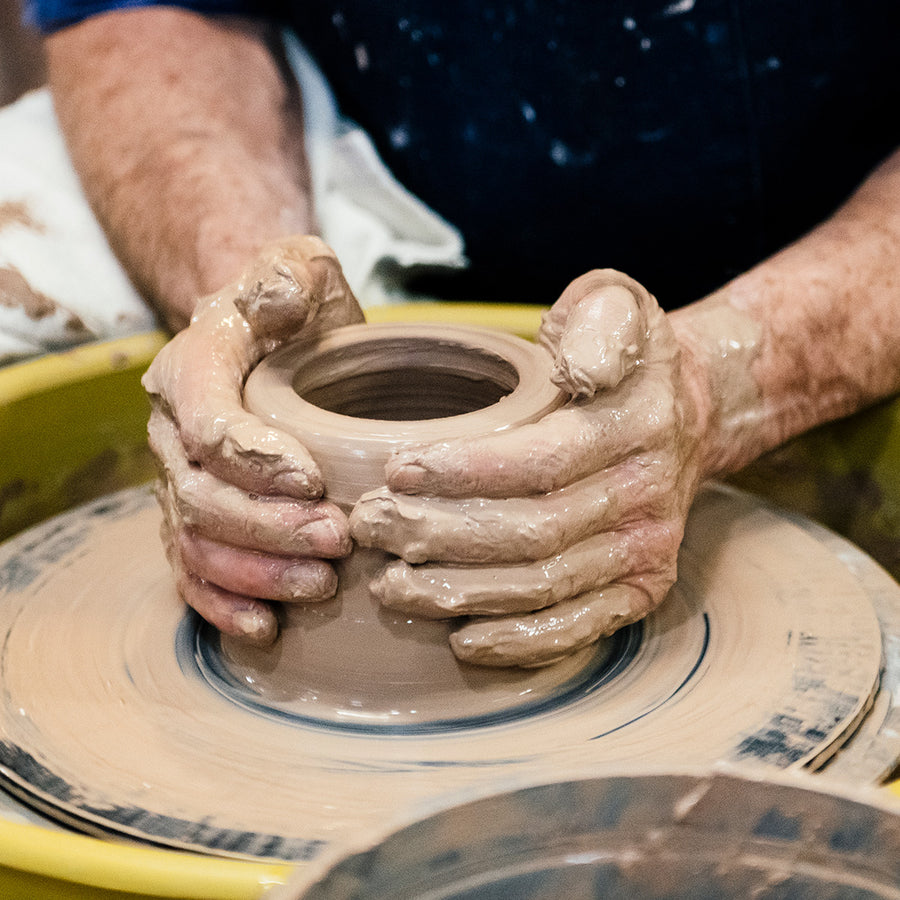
[588,613,711,741]
[180,614,646,736]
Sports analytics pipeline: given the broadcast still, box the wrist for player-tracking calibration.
[669,293,765,477]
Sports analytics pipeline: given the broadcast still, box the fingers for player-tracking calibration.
[234,235,365,342]
[384,408,595,498]
[177,573,280,647]
[183,408,327,500]
[370,522,679,619]
[350,469,645,564]
[151,411,352,558]
[363,268,691,667]
[550,284,645,397]
[538,269,658,393]
[158,461,342,646]
[382,273,674,501]
[143,235,365,501]
[145,335,327,502]
[161,517,279,646]
[448,583,658,668]
[144,236,367,646]
[385,374,679,498]
[177,529,338,602]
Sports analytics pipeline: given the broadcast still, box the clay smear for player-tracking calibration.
[0,200,43,235]
[0,264,88,336]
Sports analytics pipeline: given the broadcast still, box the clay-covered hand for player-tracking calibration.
[350,270,707,667]
[143,236,364,645]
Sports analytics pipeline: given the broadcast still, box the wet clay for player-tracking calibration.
[548,282,646,397]
[0,483,891,859]
[229,322,581,719]
[281,772,900,900]
[670,292,764,474]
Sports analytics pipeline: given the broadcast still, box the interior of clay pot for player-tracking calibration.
[294,333,519,420]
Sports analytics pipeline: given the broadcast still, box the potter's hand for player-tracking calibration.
[350,270,706,667]
[143,236,364,645]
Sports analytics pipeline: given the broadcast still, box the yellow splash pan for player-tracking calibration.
[1,301,899,899]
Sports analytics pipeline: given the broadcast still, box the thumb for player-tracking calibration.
[234,236,364,343]
[540,270,653,398]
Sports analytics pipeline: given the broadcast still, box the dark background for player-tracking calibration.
[1,0,45,106]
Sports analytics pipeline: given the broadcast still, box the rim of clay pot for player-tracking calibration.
[243,321,564,507]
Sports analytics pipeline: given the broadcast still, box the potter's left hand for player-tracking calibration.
[350,270,708,667]
[143,236,364,645]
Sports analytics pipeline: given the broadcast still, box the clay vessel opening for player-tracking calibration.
[291,335,519,421]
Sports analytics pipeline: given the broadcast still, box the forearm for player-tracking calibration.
[672,149,900,477]
[45,7,314,330]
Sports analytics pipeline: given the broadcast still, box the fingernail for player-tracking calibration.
[285,565,338,601]
[274,468,323,498]
[232,608,278,646]
[387,462,429,492]
[298,518,352,556]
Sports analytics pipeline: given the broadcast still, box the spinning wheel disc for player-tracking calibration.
[0,484,894,861]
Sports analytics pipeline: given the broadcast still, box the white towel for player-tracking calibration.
[0,90,156,364]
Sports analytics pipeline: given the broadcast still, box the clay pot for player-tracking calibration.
[206,322,611,728]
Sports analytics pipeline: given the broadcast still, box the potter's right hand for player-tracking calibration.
[142,236,363,645]
[351,270,708,667]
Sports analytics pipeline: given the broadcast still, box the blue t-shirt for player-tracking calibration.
[27,1,900,307]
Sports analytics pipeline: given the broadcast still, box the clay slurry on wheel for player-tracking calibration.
[0,481,892,859]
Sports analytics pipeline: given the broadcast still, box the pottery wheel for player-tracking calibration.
[0,483,897,861]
